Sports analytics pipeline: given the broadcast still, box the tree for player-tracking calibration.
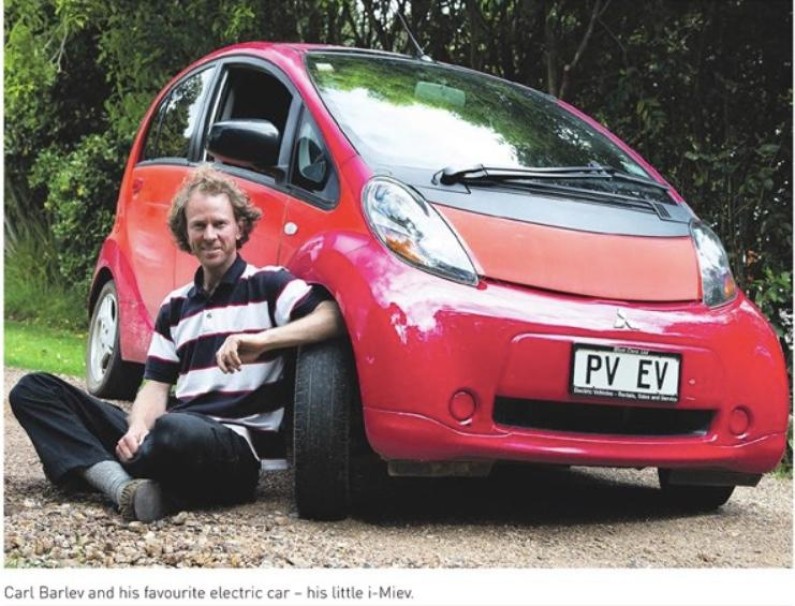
[4,0,791,356]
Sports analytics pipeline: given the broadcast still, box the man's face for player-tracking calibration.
[184,191,242,277]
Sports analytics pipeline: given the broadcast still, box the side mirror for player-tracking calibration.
[206,119,280,170]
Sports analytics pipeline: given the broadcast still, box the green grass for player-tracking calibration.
[4,321,86,377]
[4,211,88,376]
[4,212,87,332]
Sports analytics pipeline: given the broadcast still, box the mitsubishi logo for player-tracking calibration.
[614,309,636,330]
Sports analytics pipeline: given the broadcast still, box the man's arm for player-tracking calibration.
[216,300,344,373]
[115,380,170,461]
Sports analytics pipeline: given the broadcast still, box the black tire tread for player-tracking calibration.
[293,338,356,520]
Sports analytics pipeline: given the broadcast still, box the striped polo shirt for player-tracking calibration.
[144,255,325,432]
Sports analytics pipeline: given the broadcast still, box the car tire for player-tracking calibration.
[657,468,735,511]
[86,281,143,400]
[293,337,359,520]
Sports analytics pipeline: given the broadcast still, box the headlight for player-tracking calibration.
[362,176,478,285]
[690,221,737,307]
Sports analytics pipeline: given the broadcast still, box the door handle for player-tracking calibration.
[132,177,144,195]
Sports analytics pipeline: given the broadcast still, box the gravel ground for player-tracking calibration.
[3,367,792,568]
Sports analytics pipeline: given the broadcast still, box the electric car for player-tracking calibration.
[87,43,790,519]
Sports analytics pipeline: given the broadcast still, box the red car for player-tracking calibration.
[87,43,789,520]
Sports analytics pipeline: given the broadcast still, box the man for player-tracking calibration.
[10,165,343,522]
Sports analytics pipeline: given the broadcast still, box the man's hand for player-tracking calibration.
[117,380,169,462]
[215,301,343,374]
[116,424,149,462]
[216,333,267,373]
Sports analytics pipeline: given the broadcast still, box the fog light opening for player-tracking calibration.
[449,390,477,423]
[729,406,751,436]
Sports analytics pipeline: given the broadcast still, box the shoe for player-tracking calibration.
[118,479,169,522]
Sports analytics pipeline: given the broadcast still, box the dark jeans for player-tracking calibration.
[9,372,259,506]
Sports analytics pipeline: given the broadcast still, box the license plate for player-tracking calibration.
[570,344,681,403]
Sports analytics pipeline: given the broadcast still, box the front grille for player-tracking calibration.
[493,397,713,436]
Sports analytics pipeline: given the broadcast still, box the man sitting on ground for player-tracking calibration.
[10,165,343,521]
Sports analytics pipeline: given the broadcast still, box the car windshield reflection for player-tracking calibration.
[307,52,649,180]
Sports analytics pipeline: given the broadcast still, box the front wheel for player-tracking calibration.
[86,281,143,400]
[658,469,735,512]
[293,338,358,520]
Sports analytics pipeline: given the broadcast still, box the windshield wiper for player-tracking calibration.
[437,163,669,192]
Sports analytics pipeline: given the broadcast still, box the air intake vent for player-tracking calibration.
[493,398,713,436]
[653,202,672,218]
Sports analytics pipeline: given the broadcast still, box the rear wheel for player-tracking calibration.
[658,468,735,511]
[293,338,358,520]
[86,281,143,400]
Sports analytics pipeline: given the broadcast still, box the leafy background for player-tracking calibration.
[4,0,792,405]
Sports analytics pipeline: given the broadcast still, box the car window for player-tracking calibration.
[142,68,214,162]
[205,66,293,162]
[289,111,339,207]
[291,115,328,188]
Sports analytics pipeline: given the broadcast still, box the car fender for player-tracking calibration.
[284,228,478,411]
[285,229,381,338]
[89,238,153,364]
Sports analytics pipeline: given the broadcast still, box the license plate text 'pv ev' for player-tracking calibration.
[570,345,681,403]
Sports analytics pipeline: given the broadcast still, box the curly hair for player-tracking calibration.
[168,164,262,252]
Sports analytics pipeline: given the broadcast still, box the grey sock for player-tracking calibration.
[80,460,134,505]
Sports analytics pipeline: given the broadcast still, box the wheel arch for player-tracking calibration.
[284,230,382,355]
[88,239,153,364]
[284,231,394,448]
[88,267,114,319]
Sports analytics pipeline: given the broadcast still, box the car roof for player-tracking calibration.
[204,41,416,62]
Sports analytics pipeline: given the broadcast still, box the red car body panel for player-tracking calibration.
[438,205,701,301]
[91,42,789,480]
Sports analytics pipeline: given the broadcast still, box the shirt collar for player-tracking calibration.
[190,255,247,299]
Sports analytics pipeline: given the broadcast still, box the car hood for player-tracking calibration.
[416,183,700,302]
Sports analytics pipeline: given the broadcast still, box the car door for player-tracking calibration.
[126,66,216,320]
[173,58,302,284]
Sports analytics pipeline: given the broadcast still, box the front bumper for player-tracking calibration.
[364,408,786,475]
[310,240,790,476]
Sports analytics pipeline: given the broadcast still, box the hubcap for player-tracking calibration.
[89,291,117,382]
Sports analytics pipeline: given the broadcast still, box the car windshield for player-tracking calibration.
[306,52,650,179]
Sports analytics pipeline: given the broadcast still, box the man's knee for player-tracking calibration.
[146,413,206,456]
[129,413,215,479]
[9,372,57,416]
